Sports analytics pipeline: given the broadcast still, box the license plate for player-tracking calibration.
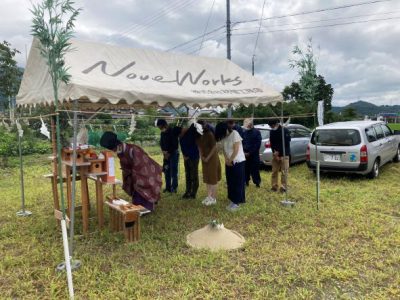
[324,154,341,162]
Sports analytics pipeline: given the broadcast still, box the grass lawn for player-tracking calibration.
[388,123,400,131]
[1,152,399,299]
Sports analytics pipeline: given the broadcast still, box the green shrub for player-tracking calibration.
[0,126,52,156]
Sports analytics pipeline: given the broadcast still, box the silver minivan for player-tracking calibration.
[256,124,312,166]
[307,121,400,178]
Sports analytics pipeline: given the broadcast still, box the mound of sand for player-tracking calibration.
[186,224,245,251]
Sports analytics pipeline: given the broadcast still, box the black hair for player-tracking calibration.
[100,131,121,150]
[215,122,229,141]
[267,118,280,127]
[156,119,168,127]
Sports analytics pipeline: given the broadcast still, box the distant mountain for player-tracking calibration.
[332,100,400,116]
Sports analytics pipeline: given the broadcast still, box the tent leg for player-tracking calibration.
[16,127,32,217]
[68,100,81,269]
[279,102,295,208]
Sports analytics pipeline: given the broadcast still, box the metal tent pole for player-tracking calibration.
[280,102,295,207]
[57,100,81,271]
[16,119,32,217]
[314,113,320,210]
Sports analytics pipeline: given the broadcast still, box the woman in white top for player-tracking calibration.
[215,122,246,211]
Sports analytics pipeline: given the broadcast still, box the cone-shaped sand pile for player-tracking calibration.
[187,224,245,251]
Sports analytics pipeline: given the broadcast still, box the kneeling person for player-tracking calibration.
[100,132,162,211]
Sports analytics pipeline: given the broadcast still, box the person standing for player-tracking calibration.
[195,121,221,206]
[227,119,244,138]
[179,124,200,199]
[100,132,162,212]
[156,119,179,193]
[243,118,262,188]
[268,119,291,193]
[215,122,246,212]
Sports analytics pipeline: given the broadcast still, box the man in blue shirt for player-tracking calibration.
[178,124,200,199]
[243,118,262,187]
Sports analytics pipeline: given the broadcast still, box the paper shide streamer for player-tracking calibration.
[16,120,24,138]
[40,117,50,139]
[129,114,136,135]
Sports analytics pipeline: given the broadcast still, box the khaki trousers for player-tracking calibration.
[271,156,289,189]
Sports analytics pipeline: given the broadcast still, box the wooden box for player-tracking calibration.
[105,200,142,242]
[62,148,88,164]
[88,159,104,174]
[101,151,116,183]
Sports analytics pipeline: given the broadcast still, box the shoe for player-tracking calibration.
[226,202,240,212]
[189,194,196,199]
[202,196,211,204]
[182,193,190,199]
[171,189,177,194]
[204,197,216,206]
[256,184,260,188]
[163,189,171,193]
[270,187,278,192]
[280,187,287,193]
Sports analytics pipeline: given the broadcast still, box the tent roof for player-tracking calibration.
[17,38,282,107]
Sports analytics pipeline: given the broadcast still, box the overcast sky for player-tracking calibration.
[1,0,399,106]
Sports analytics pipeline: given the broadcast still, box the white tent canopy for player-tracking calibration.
[17,38,282,107]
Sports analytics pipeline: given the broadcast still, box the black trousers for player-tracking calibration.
[184,158,199,197]
[163,150,179,192]
[245,153,261,185]
[225,161,246,204]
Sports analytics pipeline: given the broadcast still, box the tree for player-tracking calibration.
[341,107,359,121]
[289,39,319,105]
[285,39,335,123]
[0,41,22,121]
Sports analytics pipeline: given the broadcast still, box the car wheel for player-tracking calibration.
[367,159,379,179]
[393,146,400,163]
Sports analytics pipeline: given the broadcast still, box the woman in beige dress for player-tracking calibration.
[196,121,221,206]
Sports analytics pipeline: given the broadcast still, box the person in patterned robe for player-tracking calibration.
[100,132,162,211]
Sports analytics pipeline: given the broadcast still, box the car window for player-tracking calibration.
[373,125,385,139]
[311,129,361,146]
[365,127,377,142]
[381,125,392,137]
[290,129,311,138]
[258,129,270,139]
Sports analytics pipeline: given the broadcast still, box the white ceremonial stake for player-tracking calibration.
[317,101,324,126]
[16,119,23,138]
[40,117,50,139]
[129,114,136,135]
[61,219,74,299]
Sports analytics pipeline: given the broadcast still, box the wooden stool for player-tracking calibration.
[105,200,142,242]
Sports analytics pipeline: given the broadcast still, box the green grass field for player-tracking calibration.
[1,153,399,299]
[388,123,400,131]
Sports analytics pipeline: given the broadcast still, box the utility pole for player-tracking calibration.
[226,0,232,117]
[226,0,231,60]
[252,55,255,76]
